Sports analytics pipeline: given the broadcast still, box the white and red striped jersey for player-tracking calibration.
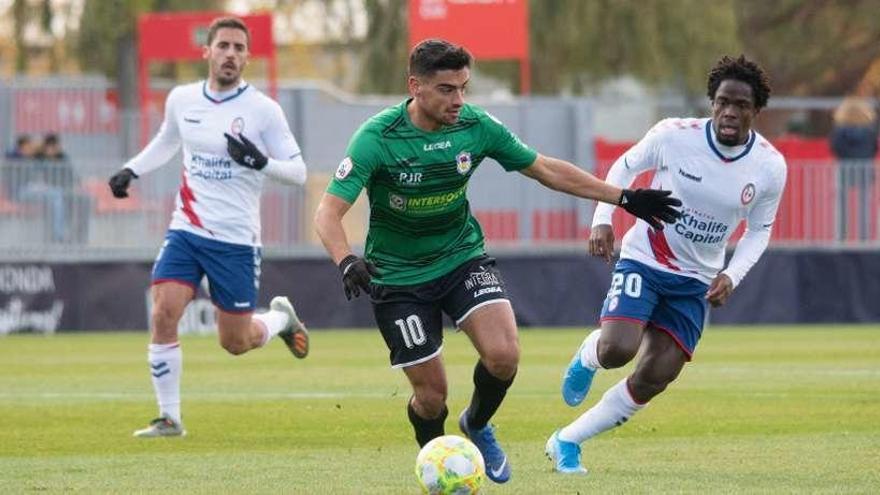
[122,80,306,246]
[593,118,787,287]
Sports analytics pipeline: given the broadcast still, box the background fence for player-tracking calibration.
[1,79,878,262]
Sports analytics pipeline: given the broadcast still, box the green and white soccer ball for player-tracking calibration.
[415,435,485,494]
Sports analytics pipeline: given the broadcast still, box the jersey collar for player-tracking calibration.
[202,80,249,104]
[705,119,755,163]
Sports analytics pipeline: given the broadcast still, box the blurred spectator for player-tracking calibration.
[2,134,37,200]
[830,97,878,241]
[12,133,80,242]
[36,133,69,161]
[5,134,38,159]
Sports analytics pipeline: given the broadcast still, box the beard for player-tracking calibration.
[214,65,240,87]
[717,134,741,146]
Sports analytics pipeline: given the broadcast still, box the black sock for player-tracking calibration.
[407,400,447,447]
[466,360,516,430]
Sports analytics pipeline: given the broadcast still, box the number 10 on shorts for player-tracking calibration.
[395,315,427,349]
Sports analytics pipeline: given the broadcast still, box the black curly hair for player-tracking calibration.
[707,55,771,110]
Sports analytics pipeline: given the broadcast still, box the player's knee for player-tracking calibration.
[482,344,519,380]
[413,387,447,418]
[150,306,180,340]
[219,335,251,355]
[628,375,671,402]
[597,340,637,369]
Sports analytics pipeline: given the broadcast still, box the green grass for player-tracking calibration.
[1,326,879,494]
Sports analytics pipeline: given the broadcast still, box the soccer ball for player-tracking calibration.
[415,435,485,494]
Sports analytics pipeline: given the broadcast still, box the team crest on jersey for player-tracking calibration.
[335,157,354,179]
[456,151,472,175]
[389,193,407,211]
[741,183,756,205]
[231,117,245,135]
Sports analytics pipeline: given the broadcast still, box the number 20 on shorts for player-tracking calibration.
[609,272,643,299]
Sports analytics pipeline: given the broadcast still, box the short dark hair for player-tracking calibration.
[206,16,250,47]
[15,134,31,147]
[43,133,60,146]
[408,39,472,78]
[707,55,771,110]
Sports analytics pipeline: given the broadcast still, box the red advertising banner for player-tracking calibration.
[408,0,530,92]
[409,0,529,59]
[137,12,275,60]
[136,12,277,144]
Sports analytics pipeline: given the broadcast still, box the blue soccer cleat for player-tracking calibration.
[561,336,597,406]
[545,430,587,474]
[458,409,511,484]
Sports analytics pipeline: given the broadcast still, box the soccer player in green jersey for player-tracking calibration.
[314,39,681,484]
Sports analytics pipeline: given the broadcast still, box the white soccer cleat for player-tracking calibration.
[133,416,186,438]
[272,296,309,359]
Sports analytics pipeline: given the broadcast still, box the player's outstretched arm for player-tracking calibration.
[520,154,620,203]
[520,154,681,229]
[115,86,182,190]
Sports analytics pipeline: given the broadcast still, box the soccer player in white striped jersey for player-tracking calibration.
[108,17,310,438]
[546,55,787,473]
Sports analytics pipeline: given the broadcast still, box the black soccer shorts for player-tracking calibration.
[371,255,510,368]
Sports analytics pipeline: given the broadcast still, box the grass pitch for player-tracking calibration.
[1,326,878,494]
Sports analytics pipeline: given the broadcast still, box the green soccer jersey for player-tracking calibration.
[327,99,538,285]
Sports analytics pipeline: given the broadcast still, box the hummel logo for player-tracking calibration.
[678,168,702,182]
[234,301,250,308]
[184,117,201,124]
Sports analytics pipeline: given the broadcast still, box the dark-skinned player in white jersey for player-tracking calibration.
[547,55,786,474]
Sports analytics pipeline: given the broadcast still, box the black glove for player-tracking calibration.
[339,254,379,300]
[619,188,682,230]
[108,168,138,198]
[225,132,267,170]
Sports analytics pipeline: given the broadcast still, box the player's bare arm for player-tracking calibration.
[315,192,377,299]
[519,154,621,204]
[315,192,355,264]
[520,154,682,229]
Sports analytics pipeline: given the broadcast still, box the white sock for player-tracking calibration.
[148,342,182,424]
[558,377,646,444]
[252,309,290,347]
[580,328,603,369]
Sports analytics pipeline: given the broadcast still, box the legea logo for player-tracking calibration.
[424,140,451,151]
